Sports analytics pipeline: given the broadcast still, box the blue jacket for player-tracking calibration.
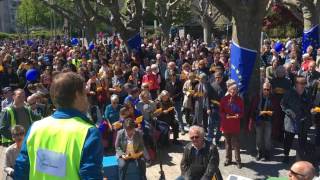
[14,108,103,180]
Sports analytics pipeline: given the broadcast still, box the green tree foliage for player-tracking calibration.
[17,0,57,29]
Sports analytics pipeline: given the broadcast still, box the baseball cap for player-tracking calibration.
[2,87,12,93]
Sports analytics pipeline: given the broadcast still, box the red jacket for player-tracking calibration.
[220,94,244,134]
[142,73,159,91]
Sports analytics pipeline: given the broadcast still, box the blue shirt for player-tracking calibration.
[14,108,103,180]
[104,104,121,124]
[124,95,139,106]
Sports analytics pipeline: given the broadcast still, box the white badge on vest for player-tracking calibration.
[36,148,67,177]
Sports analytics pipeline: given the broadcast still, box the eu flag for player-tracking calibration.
[127,33,141,51]
[302,25,319,54]
[230,41,257,95]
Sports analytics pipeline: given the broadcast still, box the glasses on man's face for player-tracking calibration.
[296,82,306,86]
[263,88,270,91]
[12,132,24,137]
[215,76,222,79]
[190,136,199,140]
[28,102,36,106]
[289,169,306,178]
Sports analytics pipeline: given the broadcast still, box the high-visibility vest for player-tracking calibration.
[27,116,93,180]
[1,107,32,144]
[72,59,81,69]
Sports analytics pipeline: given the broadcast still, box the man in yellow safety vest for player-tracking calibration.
[0,89,39,146]
[14,72,103,179]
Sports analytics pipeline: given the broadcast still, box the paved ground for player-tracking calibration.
[0,131,316,180]
[0,146,6,179]
[146,131,292,180]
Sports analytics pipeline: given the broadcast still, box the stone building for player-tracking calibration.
[0,0,20,33]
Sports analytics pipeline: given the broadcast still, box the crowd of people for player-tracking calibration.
[0,34,320,179]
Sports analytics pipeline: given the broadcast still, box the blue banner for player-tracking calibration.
[302,25,319,54]
[127,33,141,51]
[230,41,257,94]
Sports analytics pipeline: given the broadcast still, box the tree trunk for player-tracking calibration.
[161,23,171,46]
[202,16,212,44]
[85,24,96,43]
[301,3,319,31]
[300,2,319,54]
[231,12,263,154]
[232,12,262,96]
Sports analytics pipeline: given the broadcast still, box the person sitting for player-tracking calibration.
[104,94,122,125]
[178,125,222,180]
[3,125,25,180]
[115,118,146,180]
[288,161,315,180]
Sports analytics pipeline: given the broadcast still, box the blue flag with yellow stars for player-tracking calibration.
[127,33,141,51]
[302,25,319,54]
[230,41,257,95]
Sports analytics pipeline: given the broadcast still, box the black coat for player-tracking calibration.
[281,88,313,134]
[180,141,222,180]
[165,80,183,102]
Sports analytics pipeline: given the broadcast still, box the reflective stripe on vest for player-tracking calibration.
[27,116,93,180]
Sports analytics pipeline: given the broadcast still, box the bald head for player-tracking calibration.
[289,161,315,180]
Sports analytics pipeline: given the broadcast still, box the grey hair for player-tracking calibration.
[158,90,169,101]
[263,81,272,88]
[110,94,119,102]
[226,79,237,89]
[199,73,207,80]
[189,125,205,138]
[139,90,151,101]
[275,65,286,77]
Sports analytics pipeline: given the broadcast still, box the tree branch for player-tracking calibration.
[74,0,90,21]
[169,0,181,9]
[282,3,304,22]
[282,0,301,8]
[82,0,111,24]
[209,0,232,19]
[40,0,81,20]
[190,4,202,15]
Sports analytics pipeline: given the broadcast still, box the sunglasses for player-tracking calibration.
[190,136,199,140]
[215,77,222,79]
[28,102,36,106]
[290,169,306,177]
[12,132,24,137]
[263,88,270,91]
[296,82,306,85]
